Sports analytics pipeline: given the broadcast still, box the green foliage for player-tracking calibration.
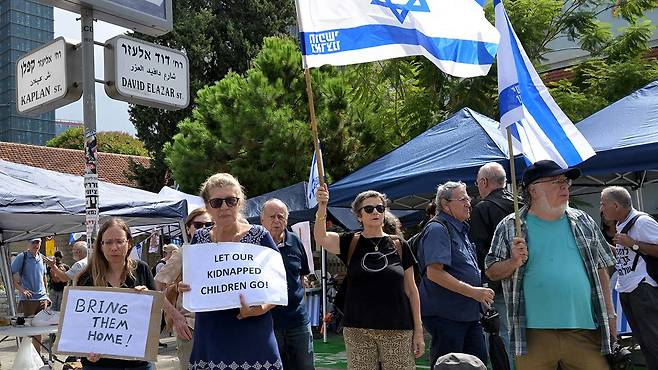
[128,0,296,191]
[46,127,149,156]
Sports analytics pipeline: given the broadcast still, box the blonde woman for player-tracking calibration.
[178,173,282,370]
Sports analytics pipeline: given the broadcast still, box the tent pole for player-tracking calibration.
[506,128,521,235]
[0,242,17,318]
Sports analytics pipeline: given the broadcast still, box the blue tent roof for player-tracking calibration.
[0,159,188,242]
[329,108,525,207]
[576,80,658,176]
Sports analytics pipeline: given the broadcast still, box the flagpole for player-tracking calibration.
[303,67,328,343]
[506,127,522,236]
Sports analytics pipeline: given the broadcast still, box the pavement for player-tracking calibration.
[0,332,336,370]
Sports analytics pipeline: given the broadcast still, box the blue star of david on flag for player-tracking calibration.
[371,0,430,23]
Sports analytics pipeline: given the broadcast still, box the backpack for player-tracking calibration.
[333,233,403,314]
[409,219,453,285]
[622,213,658,282]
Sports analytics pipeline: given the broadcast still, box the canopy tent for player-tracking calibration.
[328,108,525,208]
[158,186,205,215]
[0,159,188,243]
[573,80,658,192]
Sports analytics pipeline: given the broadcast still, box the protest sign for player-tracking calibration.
[54,286,163,362]
[182,242,288,312]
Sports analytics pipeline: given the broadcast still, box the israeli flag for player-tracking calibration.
[495,0,595,167]
[307,148,322,208]
[295,0,500,78]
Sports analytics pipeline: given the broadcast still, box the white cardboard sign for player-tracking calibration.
[182,242,288,312]
[54,287,163,361]
[104,35,189,110]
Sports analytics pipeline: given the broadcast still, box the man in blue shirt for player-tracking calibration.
[261,199,315,370]
[418,181,494,365]
[11,237,49,354]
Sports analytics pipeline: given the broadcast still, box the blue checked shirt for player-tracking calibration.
[485,206,615,356]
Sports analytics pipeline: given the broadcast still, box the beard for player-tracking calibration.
[532,188,568,215]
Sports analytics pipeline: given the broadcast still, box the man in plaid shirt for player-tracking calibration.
[485,160,616,370]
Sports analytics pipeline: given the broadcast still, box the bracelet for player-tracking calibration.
[609,313,618,319]
[315,212,326,221]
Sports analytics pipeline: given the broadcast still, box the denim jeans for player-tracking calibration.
[423,316,488,367]
[274,324,315,370]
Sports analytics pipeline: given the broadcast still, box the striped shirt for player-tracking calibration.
[485,206,615,356]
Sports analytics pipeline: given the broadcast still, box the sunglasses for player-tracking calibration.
[191,221,215,229]
[360,204,385,214]
[208,196,240,209]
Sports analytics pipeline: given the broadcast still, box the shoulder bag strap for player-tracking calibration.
[346,232,361,267]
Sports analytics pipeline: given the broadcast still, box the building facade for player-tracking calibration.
[0,0,55,145]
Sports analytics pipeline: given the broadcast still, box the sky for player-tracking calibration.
[53,8,136,135]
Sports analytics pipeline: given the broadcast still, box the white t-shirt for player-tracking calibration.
[615,209,658,292]
[65,257,88,280]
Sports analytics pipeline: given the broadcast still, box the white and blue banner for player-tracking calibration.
[307,148,322,208]
[295,0,500,78]
[495,0,595,167]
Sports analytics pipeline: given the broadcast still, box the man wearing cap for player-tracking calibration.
[11,237,50,353]
[485,160,616,370]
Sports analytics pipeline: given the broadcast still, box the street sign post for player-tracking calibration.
[16,37,82,115]
[104,35,189,110]
[39,0,173,36]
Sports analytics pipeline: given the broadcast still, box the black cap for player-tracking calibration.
[522,160,581,187]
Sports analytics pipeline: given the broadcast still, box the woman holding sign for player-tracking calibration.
[75,217,156,370]
[179,173,282,370]
[314,184,424,370]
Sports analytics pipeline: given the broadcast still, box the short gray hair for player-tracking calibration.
[602,186,632,209]
[72,241,88,256]
[435,181,467,205]
[478,162,507,187]
[261,198,289,219]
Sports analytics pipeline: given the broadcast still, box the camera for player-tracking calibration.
[607,342,633,370]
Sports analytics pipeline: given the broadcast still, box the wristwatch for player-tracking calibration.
[631,244,640,252]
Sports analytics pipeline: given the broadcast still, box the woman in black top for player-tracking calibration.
[314,184,424,370]
[75,218,156,370]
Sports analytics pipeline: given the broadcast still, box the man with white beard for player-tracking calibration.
[485,160,617,370]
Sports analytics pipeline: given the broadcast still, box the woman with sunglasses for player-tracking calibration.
[75,218,156,370]
[155,208,213,370]
[178,173,282,370]
[314,184,424,370]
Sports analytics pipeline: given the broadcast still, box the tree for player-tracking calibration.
[47,127,149,156]
[127,0,297,192]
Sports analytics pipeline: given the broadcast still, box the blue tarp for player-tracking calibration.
[0,159,188,242]
[576,80,658,176]
[329,108,525,207]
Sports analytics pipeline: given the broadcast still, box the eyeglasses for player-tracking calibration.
[360,204,386,214]
[532,178,572,187]
[448,197,471,203]
[208,196,240,209]
[101,239,128,247]
[191,221,215,229]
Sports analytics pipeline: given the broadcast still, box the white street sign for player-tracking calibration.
[38,0,173,36]
[16,37,82,115]
[104,35,189,110]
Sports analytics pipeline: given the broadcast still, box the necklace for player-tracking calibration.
[364,236,384,251]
